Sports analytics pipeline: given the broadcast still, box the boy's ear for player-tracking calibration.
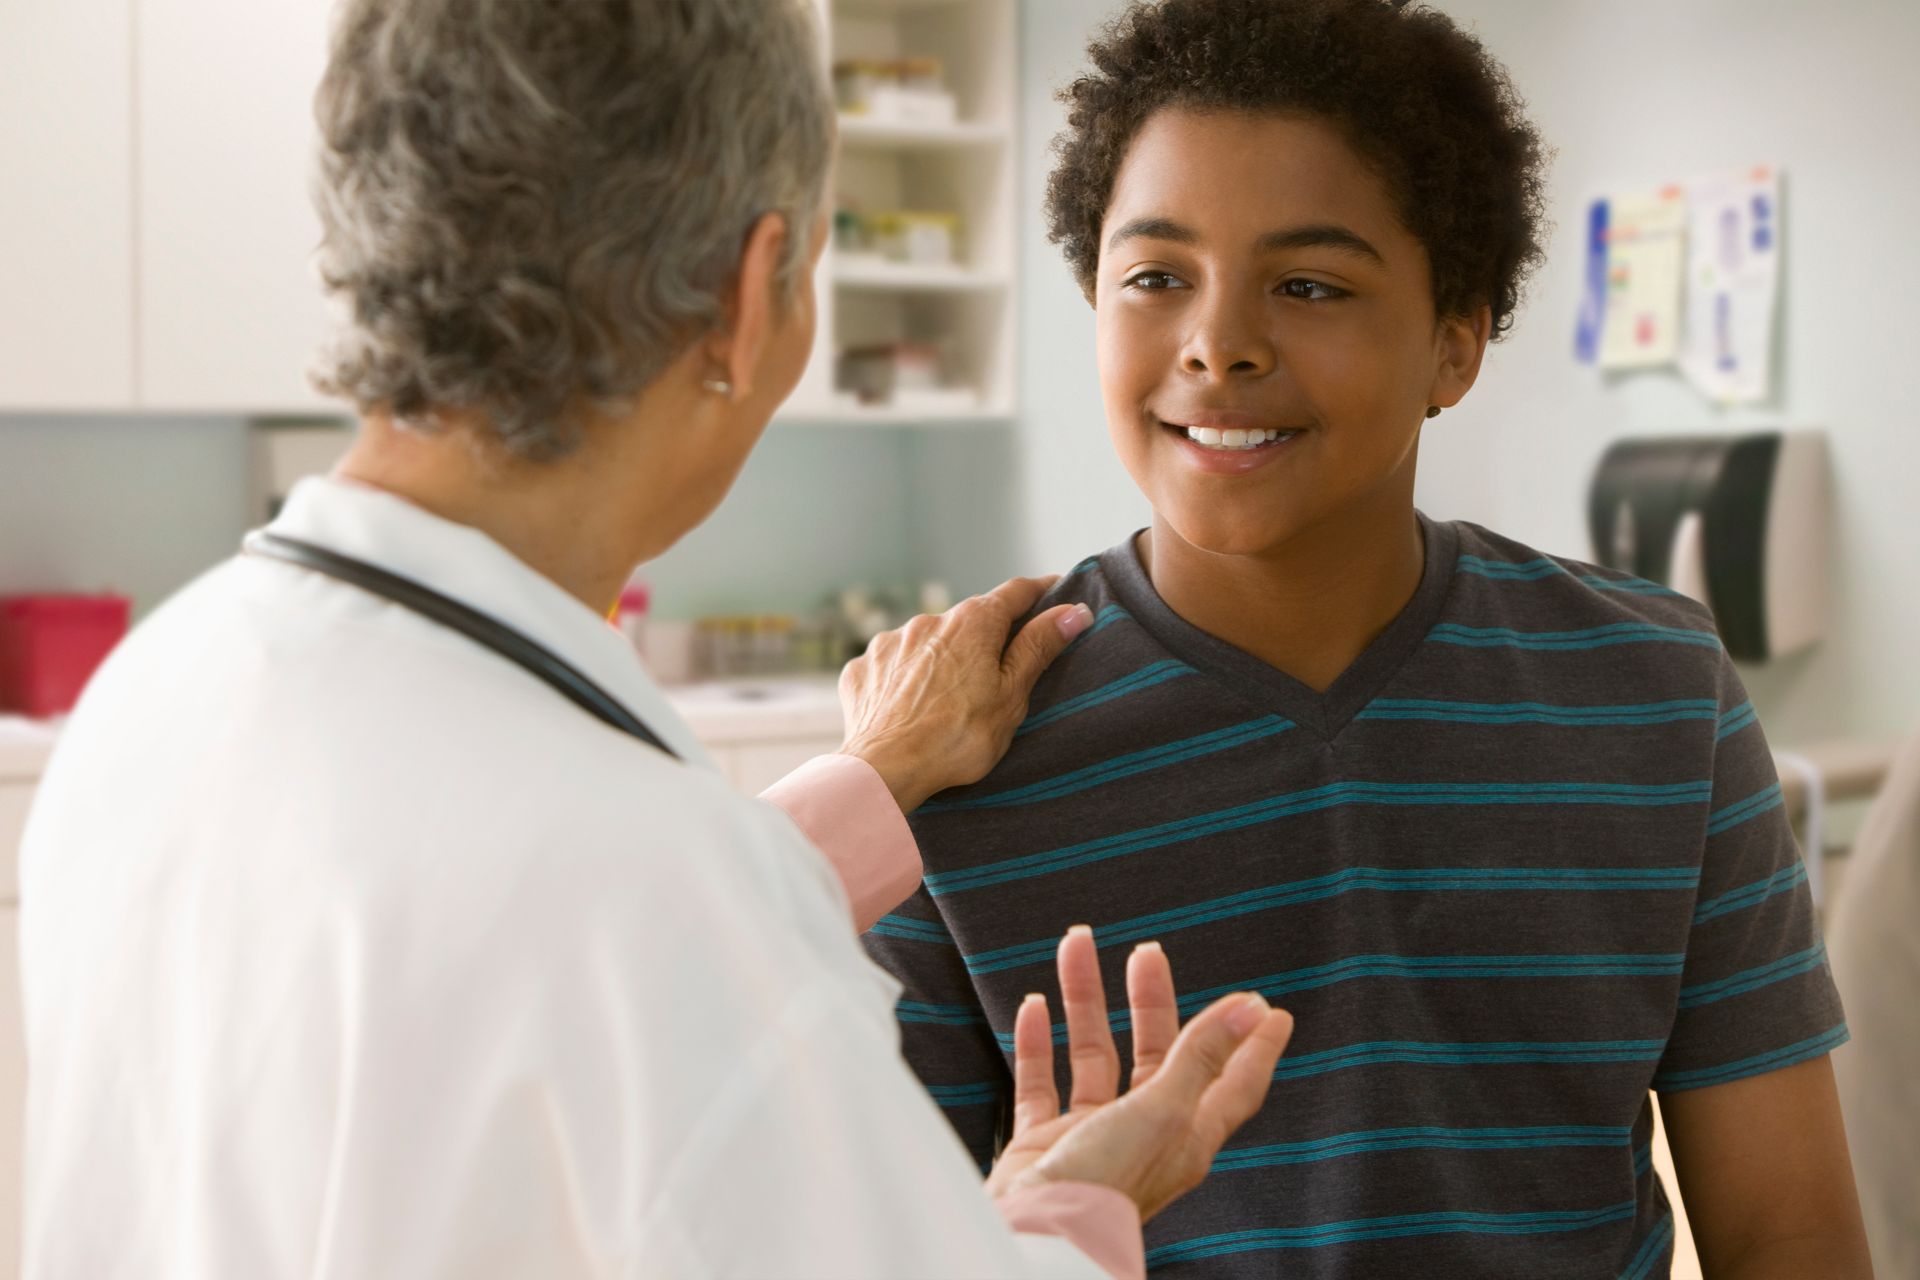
[1429,303,1493,412]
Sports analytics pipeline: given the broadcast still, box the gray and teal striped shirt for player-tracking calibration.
[864,515,1844,1279]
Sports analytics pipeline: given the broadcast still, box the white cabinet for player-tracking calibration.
[0,726,51,1279]
[667,679,846,795]
[0,908,21,1276]
[135,0,337,413]
[0,0,338,414]
[0,782,30,906]
[3,0,1016,422]
[0,0,136,408]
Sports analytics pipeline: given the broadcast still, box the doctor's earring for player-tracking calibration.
[1425,405,1442,419]
[701,378,734,397]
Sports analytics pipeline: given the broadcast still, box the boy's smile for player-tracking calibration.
[1095,108,1487,562]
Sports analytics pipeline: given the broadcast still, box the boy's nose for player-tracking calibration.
[1180,295,1276,379]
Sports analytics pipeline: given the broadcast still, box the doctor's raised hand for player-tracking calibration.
[992,929,1296,1220]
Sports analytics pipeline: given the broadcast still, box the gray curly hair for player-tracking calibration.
[311,0,833,460]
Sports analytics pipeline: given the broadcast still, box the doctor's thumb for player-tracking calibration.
[1004,603,1096,693]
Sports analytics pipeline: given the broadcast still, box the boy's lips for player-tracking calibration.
[1161,409,1290,433]
[1155,415,1305,475]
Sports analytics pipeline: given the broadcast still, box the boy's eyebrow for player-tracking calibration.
[1105,216,1386,266]
[1258,224,1386,265]
[1105,216,1197,252]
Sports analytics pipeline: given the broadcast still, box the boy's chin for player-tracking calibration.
[1159,505,1309,561]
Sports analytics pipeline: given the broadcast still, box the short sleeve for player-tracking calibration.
[862,883,1011,1171]
[1653,656,1849,1092]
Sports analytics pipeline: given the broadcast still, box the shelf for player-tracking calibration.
[837,115,1006,150]
[832,259,1007,293]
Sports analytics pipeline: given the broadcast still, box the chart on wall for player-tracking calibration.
[1575,166,1782,406]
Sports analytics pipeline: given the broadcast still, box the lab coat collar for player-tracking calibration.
[265,475,712,767]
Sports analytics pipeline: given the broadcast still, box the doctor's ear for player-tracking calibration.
[1427,302,1493,414]
[703,211,794,402]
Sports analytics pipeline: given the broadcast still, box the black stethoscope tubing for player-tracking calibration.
[242,531,680,761]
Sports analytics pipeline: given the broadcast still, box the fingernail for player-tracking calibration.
[1023,992,1045,1005]
[1133,941,1162,954]
[1067,924,1093,938]
[1227,993,1269,1035]
[1057,604,1094,641]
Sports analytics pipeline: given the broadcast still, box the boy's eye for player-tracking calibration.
[1122,270,1187,292]
[1279,278,1346,301]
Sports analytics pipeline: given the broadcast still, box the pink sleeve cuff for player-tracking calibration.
[760,753,924,933]
[996,1182,1146,1280]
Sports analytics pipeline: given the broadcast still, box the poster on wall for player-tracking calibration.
[1574,187,1688,370]
[1678,166,1782,405]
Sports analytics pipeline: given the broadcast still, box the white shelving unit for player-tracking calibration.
[784,0,1017,427]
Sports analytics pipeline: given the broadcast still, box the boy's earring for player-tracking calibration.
[1425,405,1442,419]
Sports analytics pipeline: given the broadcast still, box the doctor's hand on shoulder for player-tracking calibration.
[837,575,1093,813]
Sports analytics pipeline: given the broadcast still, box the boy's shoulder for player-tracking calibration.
[1007,540,1160,684]
[1443,518,1721,639]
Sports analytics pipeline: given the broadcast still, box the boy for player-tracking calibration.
[863,0,1870,1274]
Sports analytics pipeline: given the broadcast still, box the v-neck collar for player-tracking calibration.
[1098,512,1459,741]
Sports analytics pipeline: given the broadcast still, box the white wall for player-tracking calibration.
[0,416,251,611]
[1007,0,1920,747]
[1013,0,1154,571]
[0,416,924,623]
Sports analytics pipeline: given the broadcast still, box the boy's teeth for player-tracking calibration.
[1184,425,1289,450]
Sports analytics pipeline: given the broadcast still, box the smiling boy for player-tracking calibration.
[862,1,1870,1275]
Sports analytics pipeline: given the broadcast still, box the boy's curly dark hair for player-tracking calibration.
[1045,0,1549,339]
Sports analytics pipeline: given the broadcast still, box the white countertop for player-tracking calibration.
[662,677,845,746]
[0,680,846,783]
[0,717,61,782]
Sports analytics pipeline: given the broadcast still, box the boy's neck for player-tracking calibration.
[1139,493,1426,695]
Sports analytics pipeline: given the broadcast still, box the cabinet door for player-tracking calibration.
[0,0,136,408]
[732,738,845,797]
[136,0,338,412]
[0,907,23,1274]
[0,781,31,905]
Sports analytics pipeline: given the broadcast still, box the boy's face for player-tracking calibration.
[1095,109,1487,559]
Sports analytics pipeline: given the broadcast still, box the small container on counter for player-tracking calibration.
[837,342,942,405]
[833,57,957,125]
[613,580,651,657]
[870,211,960,267]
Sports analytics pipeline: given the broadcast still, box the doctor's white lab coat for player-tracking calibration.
[18,478,1138,1279]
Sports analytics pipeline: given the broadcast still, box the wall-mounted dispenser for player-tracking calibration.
[1587,431,1829,662]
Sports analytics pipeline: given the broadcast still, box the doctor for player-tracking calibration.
[18,2,1294,1277]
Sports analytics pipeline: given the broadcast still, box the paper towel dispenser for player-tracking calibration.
[1588,431,1829,662]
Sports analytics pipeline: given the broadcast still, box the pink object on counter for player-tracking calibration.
[616,581,650,618]
[0,593,131,717]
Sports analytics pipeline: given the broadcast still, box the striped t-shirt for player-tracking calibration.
[863,514,1845,1279]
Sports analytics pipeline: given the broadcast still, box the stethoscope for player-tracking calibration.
[242,531,681,761]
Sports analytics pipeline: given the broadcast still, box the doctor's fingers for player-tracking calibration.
[1057,926,1122,1108]
[1126,942,1180,1090]
[1147,992,1294,1141]
[1001,602,1096,702]
[976,575,1062,627]
[1010,992,1060,1135]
